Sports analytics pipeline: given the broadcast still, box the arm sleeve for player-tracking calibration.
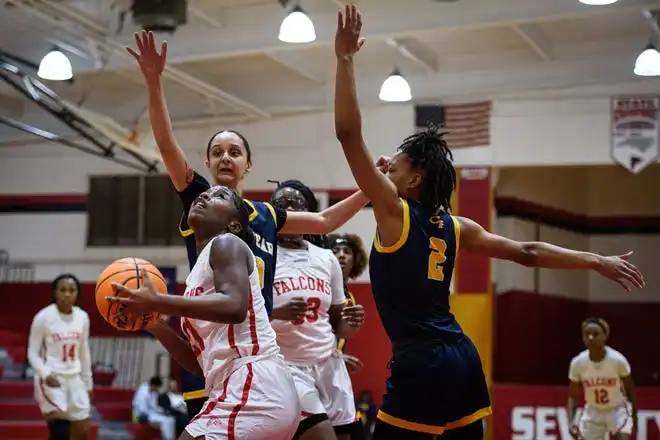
[568,357,581,382]
[261,202,288,232]
[79,314,93,390]
[177,171,211,234]
[329,253,347,305]
[617,355,632,377]
[27,313,50,378]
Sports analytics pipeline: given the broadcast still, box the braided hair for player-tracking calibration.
[398,125,456,214]
[270,179,328,248]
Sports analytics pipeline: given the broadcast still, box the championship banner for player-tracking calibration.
[494,384,660,440]
[611,95,660,174]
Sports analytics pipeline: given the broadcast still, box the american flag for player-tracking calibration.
[414,102,491,148]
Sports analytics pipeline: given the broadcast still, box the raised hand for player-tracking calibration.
[335,4,365,59]
[126,30,168,80]
[595,251,645,291]
[375,155,391,174]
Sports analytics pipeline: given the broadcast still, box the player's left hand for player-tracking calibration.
[594,251,645,291]
[343,354,364,373]
[341,304,364,328]
[375,156,391,174]
[106,269,163,314]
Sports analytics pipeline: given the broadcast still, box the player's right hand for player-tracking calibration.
[44,374,60,388]
[375,156,391,174]
[594,251,645,291]
[273,297,309,322]
[335,5,365,59]
[569,424,583,440]
[126,30,167,80]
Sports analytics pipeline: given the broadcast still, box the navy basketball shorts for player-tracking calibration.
[377,333,492,436]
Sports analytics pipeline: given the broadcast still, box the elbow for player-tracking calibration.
[335,125,359,145]
[514,243,540,267]
[222,303,248,324]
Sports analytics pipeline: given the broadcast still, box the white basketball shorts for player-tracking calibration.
[288,352,357,427]
[35,374,90,421]
[185,358,299,440]
[579,403,632,440]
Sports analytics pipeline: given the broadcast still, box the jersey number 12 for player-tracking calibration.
[594,388,609,405]
[427,237,448,281]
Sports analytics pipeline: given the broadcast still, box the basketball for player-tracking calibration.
[95,257,167,331]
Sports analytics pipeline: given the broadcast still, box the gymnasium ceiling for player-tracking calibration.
[0,0,660,147]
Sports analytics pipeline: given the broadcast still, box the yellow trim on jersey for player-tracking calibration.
[244,200,258,222]
[264,202,278,226]
[377,406,492,435]
[451,215,460,253]
[182,389,208,401]
[179,213,194,238]
[373,198,410,254]
[336,290,357,352]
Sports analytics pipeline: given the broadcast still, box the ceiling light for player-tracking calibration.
[379,69,412,103]
[578,0,618,5]
[278,6,316,44]
[37,49,73,81]
[634,44,660,77]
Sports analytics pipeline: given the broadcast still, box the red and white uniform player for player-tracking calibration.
[181,237,299,440]
[569,347,633,440]
[271,241,357,429]
[28,304,93,421]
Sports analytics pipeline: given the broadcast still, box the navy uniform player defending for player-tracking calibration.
[333,5,645,440]
[127,30,368,420]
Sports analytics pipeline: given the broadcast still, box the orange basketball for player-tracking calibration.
[95,257,166,331]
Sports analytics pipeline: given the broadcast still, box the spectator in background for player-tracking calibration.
[356,391,377,438]
[132,376,175,440]
[328,233,368,373]
[158,378,187,437]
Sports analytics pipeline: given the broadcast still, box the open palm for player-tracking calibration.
[126,30,167,80]
[335,4,365,58]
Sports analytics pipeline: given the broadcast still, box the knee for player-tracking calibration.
[48,419,71,440]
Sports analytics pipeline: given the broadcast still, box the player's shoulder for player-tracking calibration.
[72,306,90,320]
[605,346,629,363]
[33,304,54,322]
[210,233,252,261]
[308,241,336,261]
[570,349,590,366]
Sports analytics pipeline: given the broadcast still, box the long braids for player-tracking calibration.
[398,125,456,214]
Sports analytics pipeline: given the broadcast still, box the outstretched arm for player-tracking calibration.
[127,30,192,191]
[458,216,644,290]
[279,191,368,235]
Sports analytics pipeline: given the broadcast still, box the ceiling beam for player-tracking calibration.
[265,52,326,83]
[511,23,553,61]
[385,38,437,73]
[71,0,658,73]
[13,0,269,119]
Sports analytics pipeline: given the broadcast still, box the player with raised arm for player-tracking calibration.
[28,274,93,440]
[107,185,300,440]
[126,30,367,418]
[333,5,645,439]
[269,180,364,440]
[568,318,637,440]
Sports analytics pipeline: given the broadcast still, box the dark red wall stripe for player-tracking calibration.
[0,195,88,213]
[496,196,660,234]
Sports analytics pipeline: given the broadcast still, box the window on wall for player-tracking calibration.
[87,175,184,247]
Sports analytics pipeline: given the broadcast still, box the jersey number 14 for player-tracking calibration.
[427,237,448,281]
[61,344,76,363]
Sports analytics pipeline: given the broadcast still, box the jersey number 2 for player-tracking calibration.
[61,344,76,363]
[427,237,448,281]
[292,298,321,325]
[594,388,610,405]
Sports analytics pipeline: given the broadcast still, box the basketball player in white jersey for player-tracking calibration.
[269,181,365,440]
[27,273,93,440]
[107,185,299,440]
[568,318,637,440]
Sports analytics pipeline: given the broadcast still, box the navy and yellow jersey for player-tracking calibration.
[336,285,356,352]
[176,171,286,400]
[369,198,463,346]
